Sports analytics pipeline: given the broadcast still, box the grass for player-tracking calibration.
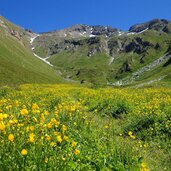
[0,84,170,170]
[49,49,111,85]
[0,17,64,86]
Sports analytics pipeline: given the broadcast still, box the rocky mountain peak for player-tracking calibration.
[91,25,119,36]
[64,24,121,38]
[67,24,91,32]
[129,18,171,33]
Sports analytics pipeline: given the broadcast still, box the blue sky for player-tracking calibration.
[0,0,171,33]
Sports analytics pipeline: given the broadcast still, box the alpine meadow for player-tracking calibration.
[0,13,171,171]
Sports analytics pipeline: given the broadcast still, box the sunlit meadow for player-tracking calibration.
[0,84,170,170]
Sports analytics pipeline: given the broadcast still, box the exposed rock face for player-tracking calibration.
[163,57,171,67]
[120,61,132,72]
[47,37,102,56]
[166,44,171,55]
[162,25,171,33]
[108,40,122,56]
[34,19,171,58]
[87,37,100,45]
[92,26,118,36]
[32,24,121,57]
[129,19,171,33]
[10,29,23,40]
[155,43,161,50]
[124,37,153,54]
[70,24,89,32]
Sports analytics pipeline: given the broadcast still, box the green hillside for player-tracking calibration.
[0,16,64,86]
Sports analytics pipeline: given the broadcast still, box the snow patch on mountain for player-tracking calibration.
[89,34,96,38]
[137,28,148,34]
[127,28,148,36]
[30,35,53,67]
[33,53,53,67]
[30,34,39,44]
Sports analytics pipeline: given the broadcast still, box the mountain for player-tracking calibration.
[1,16,171,86]
[0,16,64,86]
[129,19,171,33]
[31,19,171,86]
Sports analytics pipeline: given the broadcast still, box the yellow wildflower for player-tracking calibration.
[0,114,8,121]
[74,149,80,155]
[32,103,39,111]
[104,125,109,129]
[0,113,3,121]
[51,118,57,124]
[128,131,136,139]
[62,125,67,132]
[44,157,48,163]
[14,100,19,107]
[20,109,28,115]
[44,110,49,115]
[128,131,133,136]
[56,135,62,143]
[45,134,51,141]
[50,142,56,147]
[47,123,52,129]
[21,149,27,156]
[28,133,35,143]
[29,126,35,132]
[130,135,136,139]
[140,162,150,171]
[0,122,5,131]
[71,141,77,147]
[63,136,69,141]
[8,134,14,142]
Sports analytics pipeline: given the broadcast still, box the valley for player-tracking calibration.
[0,16,171,171]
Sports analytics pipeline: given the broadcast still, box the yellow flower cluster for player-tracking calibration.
[0,84,170,170]
[140,162,150,171]
[128,131,136,139]
[0,84,85,166]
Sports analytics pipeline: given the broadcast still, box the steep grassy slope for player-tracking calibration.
[0,16,64,86]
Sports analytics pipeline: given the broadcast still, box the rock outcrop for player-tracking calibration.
[129,19,171,33]
[124,37,153,54]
